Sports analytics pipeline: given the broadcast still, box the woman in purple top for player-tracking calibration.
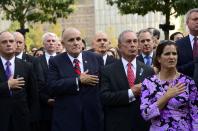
[140,40,198,131]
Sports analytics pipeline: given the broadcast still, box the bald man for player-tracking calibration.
[13,32,42,131]
[92,32,115,65]
[47,28,104,131]
[0,31,38,131]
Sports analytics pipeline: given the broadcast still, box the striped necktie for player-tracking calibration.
[73,59,81,75]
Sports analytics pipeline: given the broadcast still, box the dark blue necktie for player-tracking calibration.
[5,61,11,79]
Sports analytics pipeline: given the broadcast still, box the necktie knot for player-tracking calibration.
[145,55,151,65]
[194,36,197,41]
[127,62,132,67]
[5,61,11,66]
[73,59,80,64]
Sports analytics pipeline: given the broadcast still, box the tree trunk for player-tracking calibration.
[164,13,170,40]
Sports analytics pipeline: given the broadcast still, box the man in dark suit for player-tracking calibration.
[13,32,43,130]
[91,32,115,65]
[47,27,103,131]
[100,30,154,131]
[0,31,38,131]
[37,32,58,131]
[136,29,155,66]
[176,8,198,78]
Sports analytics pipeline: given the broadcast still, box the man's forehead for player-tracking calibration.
[45,35,56,40]
[95,32,108,39]
[0,32,15,39]
[124,32,137,39]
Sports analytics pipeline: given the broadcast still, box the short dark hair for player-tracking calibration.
[148,27,160,40]
[170,32,184,40]
[153,40,178,71]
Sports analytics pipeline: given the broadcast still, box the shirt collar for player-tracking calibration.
[121,57,136,69]
[1,56,15,67]
[45,52,56,57]
[16,52,23,59]
[142,52,153,58]
[189,34,195,42]
[67,53,83,64]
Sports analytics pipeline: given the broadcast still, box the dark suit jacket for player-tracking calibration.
[37,54,53,121]
[100,60,154,131]
[105,55,116,66]
[47,51,104,131]
[21,53,44,121]
[0,58,38,131]
[176,36,194,77]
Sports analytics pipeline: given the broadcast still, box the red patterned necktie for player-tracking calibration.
[127,63,135,88]
[193,36,198,57]
[73,59,81,75]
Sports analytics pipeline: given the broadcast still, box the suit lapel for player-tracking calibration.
[0,58,7,81]
[135,60,145,84]
[184,35,193,56]
[14,58,22,78]
[22,53,27,62]
[114,60,130,89]
[82,52,89,72]
[62,53,76,75]
[40,55,48,70]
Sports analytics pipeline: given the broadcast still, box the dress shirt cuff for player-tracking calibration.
[76,77,80,91]
[128,89,136,102]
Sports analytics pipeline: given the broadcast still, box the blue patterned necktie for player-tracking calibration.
[5,61,12,79]
[145,55,151,66]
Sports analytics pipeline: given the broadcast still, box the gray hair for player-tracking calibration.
[137,28,152,38]
[186,8,198,23]
[42,32,58,44]
[118,30,135,45]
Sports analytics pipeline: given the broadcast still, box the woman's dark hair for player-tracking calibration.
[170,32,184,40]
[153,40,178,71]
[33,47,45,56]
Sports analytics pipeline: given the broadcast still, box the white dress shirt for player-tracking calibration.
[16,52,23,59]
[189,34,197,49]
[103,54,108,65]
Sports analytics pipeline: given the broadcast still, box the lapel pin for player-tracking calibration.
[139,68,144,76]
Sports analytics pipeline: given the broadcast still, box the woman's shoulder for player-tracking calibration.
[178,73,195,82]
